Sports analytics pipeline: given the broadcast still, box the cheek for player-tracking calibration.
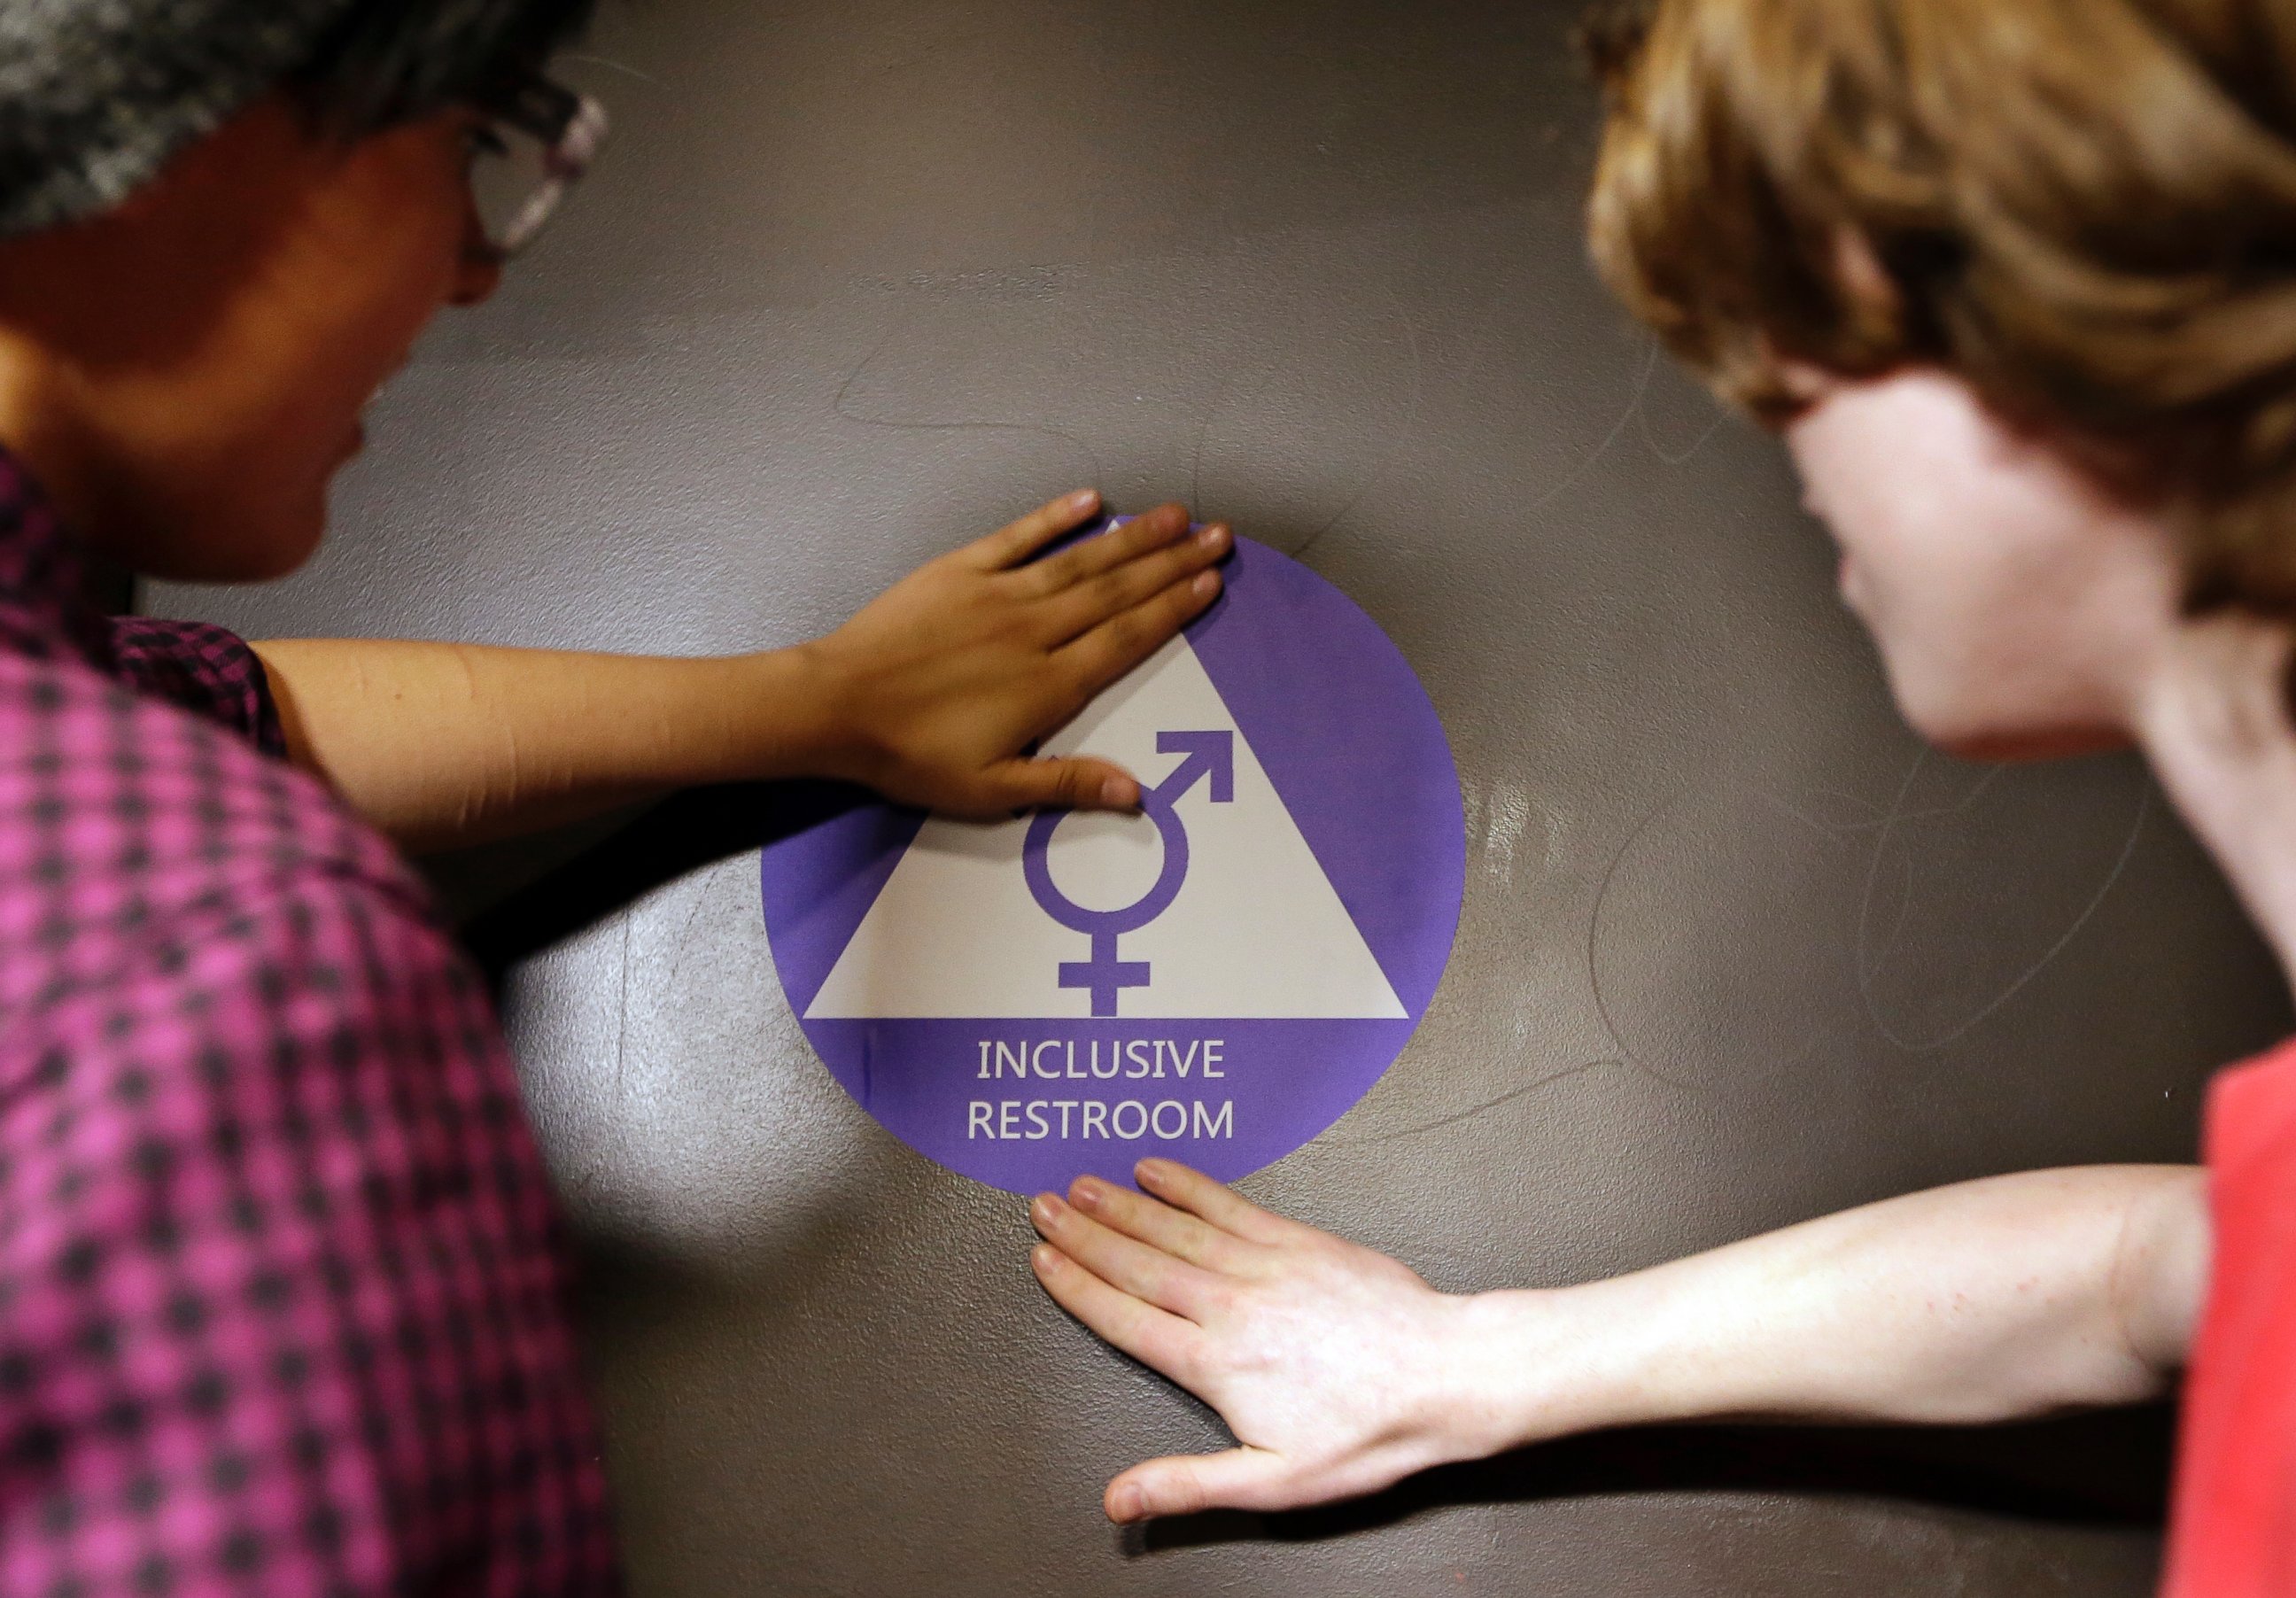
[282,126,472,392]
[164,132,467,573]
[1780,373,2152,751]
[1783,389,2023,729]
[1786,382,2022,632]
[1786,407,1924,605]
[351,192,464,338]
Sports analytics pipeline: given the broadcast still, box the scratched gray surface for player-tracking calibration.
[149,1,2290,1594]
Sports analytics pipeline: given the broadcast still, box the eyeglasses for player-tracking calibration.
[466,72,609,260]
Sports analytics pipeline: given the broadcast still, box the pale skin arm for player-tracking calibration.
[1028,1159,2210,1522]
[252,493,1229,852]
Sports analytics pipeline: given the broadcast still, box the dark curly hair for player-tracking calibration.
[291,0,598,134]
[0,0,596,237]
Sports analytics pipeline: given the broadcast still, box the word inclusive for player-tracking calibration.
[974,1036,1226,1081]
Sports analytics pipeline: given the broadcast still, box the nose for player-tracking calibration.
[450,183,505,306]
[453,237,505,306]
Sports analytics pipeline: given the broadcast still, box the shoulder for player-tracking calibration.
[0,652,618,1592]
[105,612,287,756]
[0,644,445,1020]
[2203,1036,2296,1181]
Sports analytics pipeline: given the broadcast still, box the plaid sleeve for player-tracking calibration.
[105,617,287,759]
[0,871,619,1595]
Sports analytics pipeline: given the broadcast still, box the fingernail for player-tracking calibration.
[1032,1193,1062,1226]
[1137,1159,1167,1184]
[1071,1177,1105,1209]
[1071,488,1099,509]
[1198,523,1229,548]
[1032,1245,1060,1272]
[1110,1485,1144,1522]
[1193,571,1220,597]
[1101,776,1138,808]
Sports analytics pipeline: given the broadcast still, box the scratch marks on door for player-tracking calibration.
[833,331,1105,483]
[1851,752,2151,1052]
[1583,757,2155,1090]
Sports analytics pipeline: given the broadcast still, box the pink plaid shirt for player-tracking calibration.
[0,451,619,1594]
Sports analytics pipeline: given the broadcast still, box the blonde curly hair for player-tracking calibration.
[1586,0,2296,613]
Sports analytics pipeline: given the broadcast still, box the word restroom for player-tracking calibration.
[966,1098,1237,1142]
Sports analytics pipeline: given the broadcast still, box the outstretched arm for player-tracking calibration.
[1028,1159,2208,1522]
[252,493,1229,851]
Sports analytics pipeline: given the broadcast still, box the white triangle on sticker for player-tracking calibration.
[804,634,1408,1020]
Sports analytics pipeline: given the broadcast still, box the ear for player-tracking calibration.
[1829,225,1910,353]
[1832,227,1895,300]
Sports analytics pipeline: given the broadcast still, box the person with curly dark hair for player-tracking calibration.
[0,2,1229,1590]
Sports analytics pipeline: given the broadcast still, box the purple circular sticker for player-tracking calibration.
[759,531,1465,1196]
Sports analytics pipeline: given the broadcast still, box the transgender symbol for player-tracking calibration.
[1021,731,1233,1017]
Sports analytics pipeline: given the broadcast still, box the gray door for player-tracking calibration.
[152,2,2287,1592]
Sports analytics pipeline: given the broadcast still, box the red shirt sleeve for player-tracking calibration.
[2163,1037,2296,1596]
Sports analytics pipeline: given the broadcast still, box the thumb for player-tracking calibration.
[992,756,1142,813]
[1106,1448,1297,1523]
